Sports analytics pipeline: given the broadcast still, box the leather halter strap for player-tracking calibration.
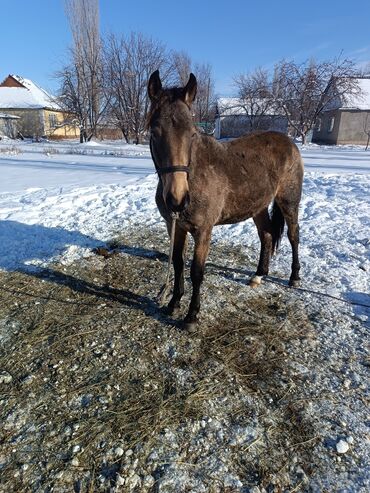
[156,165,190,175]
[149,137,191,176]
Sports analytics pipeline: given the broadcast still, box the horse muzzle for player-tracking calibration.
[165,191,190,213]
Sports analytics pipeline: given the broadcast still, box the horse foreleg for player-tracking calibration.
[166,225,187,315]
[183,229,211,330]
[250,209,273,288]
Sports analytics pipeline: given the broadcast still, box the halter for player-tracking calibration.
[156,165,190,176]
[149,136,191,177]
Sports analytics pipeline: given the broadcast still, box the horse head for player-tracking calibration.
[147,70,197,213]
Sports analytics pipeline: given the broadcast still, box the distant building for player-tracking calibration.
[0,75,78,139]
[215,97,288,139]
[313,77,370,145]
[0,112,19,139]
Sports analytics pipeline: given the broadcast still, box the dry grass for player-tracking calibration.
[0,228,324,492]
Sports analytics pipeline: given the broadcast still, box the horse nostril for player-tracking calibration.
[166,193,180,212]
[166,193,189,213]
[183,192,190,210]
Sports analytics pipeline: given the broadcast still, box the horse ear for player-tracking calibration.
[183,73,197,105]
[148,70,162,100]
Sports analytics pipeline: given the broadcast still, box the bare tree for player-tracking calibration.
[233,67,275,132]
[104,32,172,144]
[55,62,88,141]
[170,52,216,132]
[363,112,370,150]
[358,62,370,77]
[57,0,107,142]
[273,56,361,144]
[192,62,216,131]
[171,51,192,86]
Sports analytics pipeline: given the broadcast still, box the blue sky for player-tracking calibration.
[1,0,370,96]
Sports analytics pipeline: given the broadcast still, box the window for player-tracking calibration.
[328,117,335,133]
[316,118,322,132]
[49,113,58,128]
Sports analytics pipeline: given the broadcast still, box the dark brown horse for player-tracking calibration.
[147,70,303,330]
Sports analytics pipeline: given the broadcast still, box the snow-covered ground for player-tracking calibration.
[0,139,369,195]
[301,143,370,174]
[0,139,369,317]
[0,140,151,192]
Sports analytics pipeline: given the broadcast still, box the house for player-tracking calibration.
[312,77,370,145]
[0,75,78,139]
[0,112,20,139]
[214,97,288,139]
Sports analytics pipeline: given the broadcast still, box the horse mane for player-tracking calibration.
[146,87,185,130]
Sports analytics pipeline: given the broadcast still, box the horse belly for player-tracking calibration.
[216,213,251,226]
[217,187,274,225]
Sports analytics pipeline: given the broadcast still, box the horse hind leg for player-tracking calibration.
[287,222,301,287]
[275,196,301,287]
[250,208,274,288]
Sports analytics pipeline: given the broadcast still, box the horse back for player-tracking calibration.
[198,132,303,225]
[225,131,302,176]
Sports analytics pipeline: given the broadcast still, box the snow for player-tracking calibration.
[0,87,52,110]
[0,112,19,119]
[342,78,370,110]
[326,77,370,111]
[0,151,151,192]
[300,143,370,173]
[0,75,58,110]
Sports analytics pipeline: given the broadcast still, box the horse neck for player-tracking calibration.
[191,133,224,171]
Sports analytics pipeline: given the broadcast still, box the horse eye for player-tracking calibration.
[151,128,160,141]
[151,124,161,134]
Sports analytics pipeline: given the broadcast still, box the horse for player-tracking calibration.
[147,70,304,330]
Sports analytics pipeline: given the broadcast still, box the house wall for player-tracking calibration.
[337,110,370,145]
[216,115,288,139]
[0,108,79,139]
[0,117,19,138]
[215,117,221,139]
[44,110,78,139]
[1,108,44,138]
[312,110,341,144]
[313,109,370,145]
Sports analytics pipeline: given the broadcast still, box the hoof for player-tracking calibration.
[289,279,300,288]
[182,317,197,332]
[249,275,262,288]
[162,305,172,315]
[164,302,181,316]
[169,306,181,317]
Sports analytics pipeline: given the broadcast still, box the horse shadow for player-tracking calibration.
[206,261,255,283]
[345,291,370,327]
[0,220,177,326]
[0,220,99,272]
[0,220,169,271]
[208,259,370,326]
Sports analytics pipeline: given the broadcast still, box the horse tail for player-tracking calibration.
[270,200,285,255]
